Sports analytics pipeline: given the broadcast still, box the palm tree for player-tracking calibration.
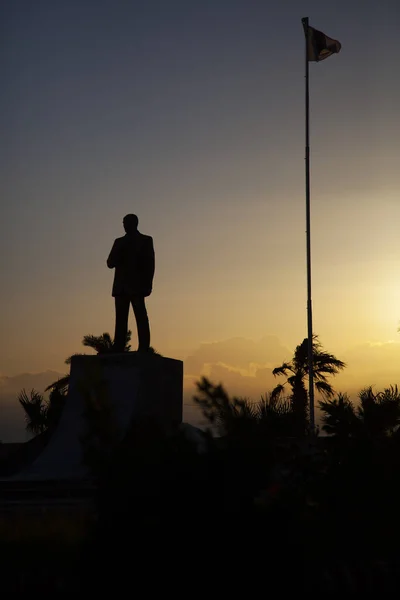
[18,331,134,436]
[45,330,132,395]
[271,336,346,432]
[18,389,48,435]
[318,393,360,439]
[194,376,293,439]
[319,385,400,439]
[357,385,400,438]
[18,387,67,435]
[82,332,129,354]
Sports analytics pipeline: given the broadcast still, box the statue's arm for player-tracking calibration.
[148,237,155,282]
[142,237,155,295]
[107,240,119,269]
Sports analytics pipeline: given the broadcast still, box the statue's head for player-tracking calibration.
[123,214,138,234]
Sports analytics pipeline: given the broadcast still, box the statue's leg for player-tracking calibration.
[114,295,130,352]
[131,296,150,351]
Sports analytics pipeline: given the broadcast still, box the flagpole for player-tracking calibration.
[303,16,315,432]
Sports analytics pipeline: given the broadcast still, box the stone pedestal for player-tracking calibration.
[14,353,183,481]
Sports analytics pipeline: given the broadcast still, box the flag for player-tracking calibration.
[302,20,341,62]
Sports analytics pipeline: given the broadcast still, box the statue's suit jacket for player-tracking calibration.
[107,231,155,297]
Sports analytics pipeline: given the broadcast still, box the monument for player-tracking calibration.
[107,213,155,352]
[5,214,183,483]
[14,352,183,481]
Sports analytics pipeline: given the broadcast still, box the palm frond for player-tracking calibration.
[315,380,335,398]
[45,374,70,394]
[270,383,286,401]
[194,376,303,439]
[356,385,400,437]
[82,333,114,353]
[258,392,292,417]
[272,363,292,377]
[17,388,47,435]
[82,330,132,353]
[319,393,358,437]
[377,384,400,404]
[313,352,346,373]
[124,330,132,351]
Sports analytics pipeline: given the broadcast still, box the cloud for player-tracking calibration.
[184,336,291,376]
[204,363,276,398]
[334,340,400,394]
[182,337,293,425]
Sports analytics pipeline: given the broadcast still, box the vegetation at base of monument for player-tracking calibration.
[16,331,400,445]
[16,330,132,433]
[193,378,400,442]
[45,330,133,395]
[44,330,160,397]
[271,335,346,434]
[194,335,346,437]
[193,377,298,438]
[84,379,400,594]
[87,335,400,590]
[7,334,400,593]
[17,387,67,435]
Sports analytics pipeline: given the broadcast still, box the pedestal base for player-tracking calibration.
[13,352,183,481]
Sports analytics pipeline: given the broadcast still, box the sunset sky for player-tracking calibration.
[1,0,399,404]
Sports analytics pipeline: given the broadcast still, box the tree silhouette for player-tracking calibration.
[18,387,67,435]
[358,385,400,437]
[271,336,346,433]
[18,389,47,435]
[318,393,359,439]
[18,331,132,434]
[82,331,130,354]
[194,376,295,438]
[320,385,400,439]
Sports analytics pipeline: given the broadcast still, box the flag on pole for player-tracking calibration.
[302,21,341,62]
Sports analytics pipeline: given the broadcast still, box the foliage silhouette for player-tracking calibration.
[18,332,131,433]
[12,376,400,594]
[357,385,400,437]
[82,331,130,354]
[194,376,300,439]
[18,387,67,435]
[17,330,162,437]
[320,385,400,439]
[271,335,346,434]
[318,392,359,438]
[17,389,47,435]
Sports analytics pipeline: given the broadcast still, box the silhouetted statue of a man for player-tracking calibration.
[107,214,155,352]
